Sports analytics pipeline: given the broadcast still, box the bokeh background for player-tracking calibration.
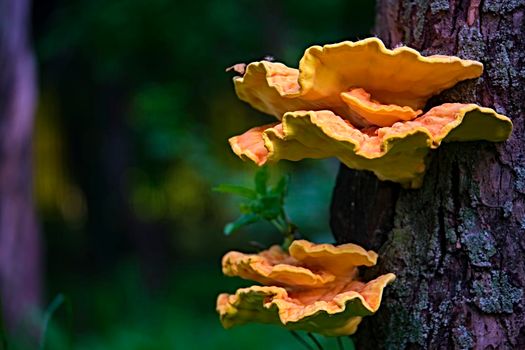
[22,0,375,348]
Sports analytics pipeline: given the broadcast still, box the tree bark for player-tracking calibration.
[0,0,41,330]
[330,0,525,349]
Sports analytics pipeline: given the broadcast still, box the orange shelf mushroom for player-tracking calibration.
[217,240,396,336]
[228,38,513,188]
[341,88,423,127]
[234,37,483,127]
[230,104,512,188]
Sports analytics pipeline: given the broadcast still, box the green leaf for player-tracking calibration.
[224,214,259,235]
[270,174,289,196]
[213,184,257,199]
[250,195,282,220]
[239,202,252,214]
[254,166,269,195]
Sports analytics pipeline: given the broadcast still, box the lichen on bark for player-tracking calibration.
[470,271,523,314]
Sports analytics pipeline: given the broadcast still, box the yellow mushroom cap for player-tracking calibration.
[298,38,483,110]
[216,273,396,336]
[229,103,512,188]
[222,240,378,288]
[222,246,339,288]
[341,88,423,127]
[218,240,396,335]
[229,122,278,165]
[288,240,377,276]
[234,38,483,127]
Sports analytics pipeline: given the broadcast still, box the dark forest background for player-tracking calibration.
[15,0,376,348]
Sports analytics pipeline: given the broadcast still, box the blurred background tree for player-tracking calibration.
[0,0,41,334]
[1,0,376,349]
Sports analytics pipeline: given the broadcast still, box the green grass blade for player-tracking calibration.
[39,294,73,350]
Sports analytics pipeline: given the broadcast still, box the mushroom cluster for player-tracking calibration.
[217,240,395,336]
[228,38,513,188]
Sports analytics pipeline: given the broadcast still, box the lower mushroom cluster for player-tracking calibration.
[216,240,395,336]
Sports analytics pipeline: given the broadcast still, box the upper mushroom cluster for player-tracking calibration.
[228,38,512,188]
[217,240,395,336]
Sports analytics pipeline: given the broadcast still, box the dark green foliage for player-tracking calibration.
[215,167,294,238]
[30,0,375,348]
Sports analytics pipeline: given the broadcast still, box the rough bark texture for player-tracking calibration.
[330,0,525,349]
[0,0,41,329]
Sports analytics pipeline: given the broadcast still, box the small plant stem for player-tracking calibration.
[270,219,287,234]
[248,241,266,251]
[307,333,324,350]
[282,234,294,251]
[337,336,345,350]
[290,331,314,350]
[271,216,297,250]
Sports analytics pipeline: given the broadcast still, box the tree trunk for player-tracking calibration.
[0,0,41,330]
[330,1,525,349]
